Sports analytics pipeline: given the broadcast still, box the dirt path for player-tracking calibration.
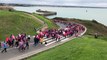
[24,13,48,31]
[24,13,44,24]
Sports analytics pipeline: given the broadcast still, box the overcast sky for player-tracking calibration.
[0,0,107,7]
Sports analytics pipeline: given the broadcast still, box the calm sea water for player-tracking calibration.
[14,6,107,26]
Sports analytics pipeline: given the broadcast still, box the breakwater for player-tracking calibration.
[36,9,57,16]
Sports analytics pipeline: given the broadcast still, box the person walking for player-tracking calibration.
[40,38,44,44]
[94,32,98,39]
[27,35,31,41]
[1,41,8,53]
[0,42,1,50]
[25,40,29,49]
[34,35,40,46]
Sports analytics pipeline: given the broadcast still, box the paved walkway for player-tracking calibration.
[0,22,87,60]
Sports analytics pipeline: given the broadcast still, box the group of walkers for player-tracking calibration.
[1,33,30,53]
[33,20,85,46]
[0,20,85,53]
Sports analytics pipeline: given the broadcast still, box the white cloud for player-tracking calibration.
[83,3,107,7]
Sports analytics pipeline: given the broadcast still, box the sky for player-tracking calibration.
[0,0,107,7]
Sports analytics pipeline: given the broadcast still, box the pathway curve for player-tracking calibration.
[24,13,48,31]
[0,19,87,60]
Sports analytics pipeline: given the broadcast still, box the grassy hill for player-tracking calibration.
[28,35,107,60]
[33,13,59,29]
[0,10,43,40]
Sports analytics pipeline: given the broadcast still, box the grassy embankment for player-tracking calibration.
[28,35,107,60]
[33,14,59,29]
[0,10,43,40]
[27,17,107,60]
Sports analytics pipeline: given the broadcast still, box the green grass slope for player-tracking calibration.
[33,14,59,29]
[28,35,107,60]
[0,10,42,40]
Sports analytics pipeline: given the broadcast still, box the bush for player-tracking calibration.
[92,19,98,24]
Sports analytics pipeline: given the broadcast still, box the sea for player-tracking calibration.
[14,6,107,26]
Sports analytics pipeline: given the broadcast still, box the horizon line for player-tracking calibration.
[0,3,107,9]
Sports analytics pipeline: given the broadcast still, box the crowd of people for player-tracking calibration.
[0,20,85,53]
[1,33,30,53]
[33,20,85,47]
